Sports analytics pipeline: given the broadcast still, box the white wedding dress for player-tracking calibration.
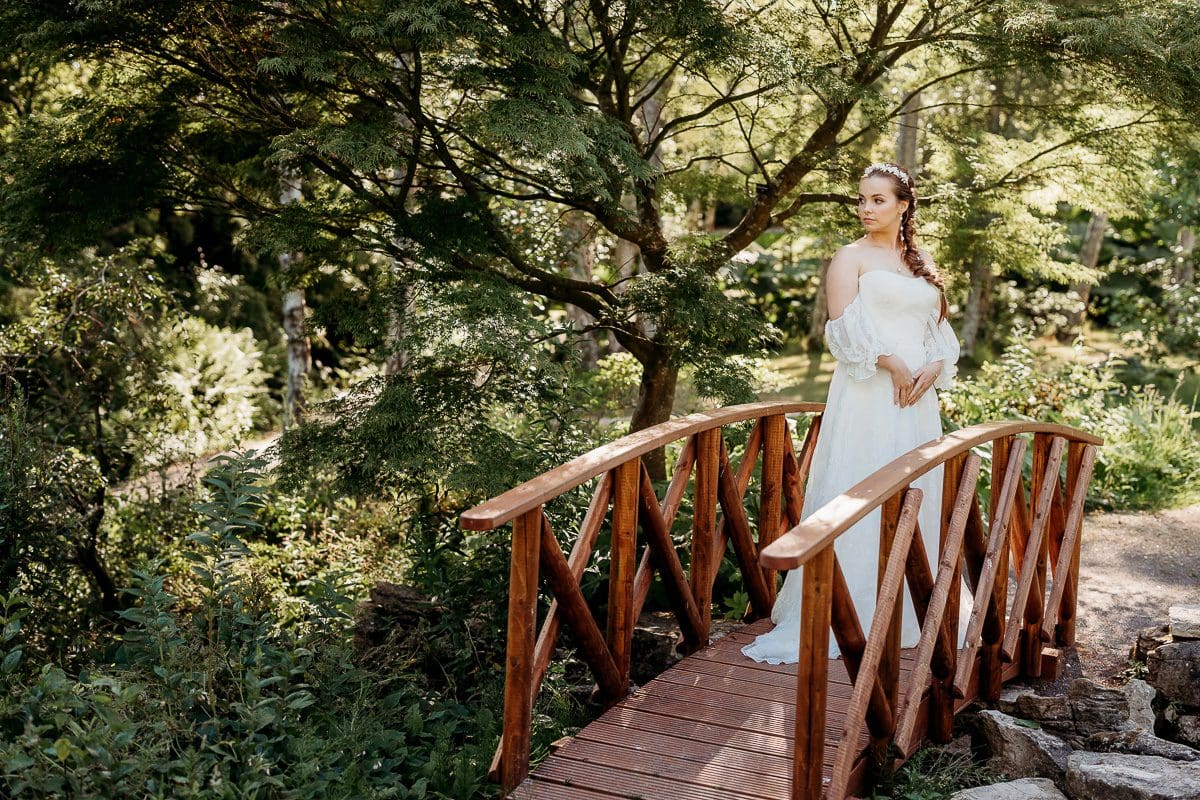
[741,269,965,664]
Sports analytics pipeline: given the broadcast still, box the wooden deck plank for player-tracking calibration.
[509,780,620,800]
[533,754,788,800]
[584,711,793,753]
[579,709,863,761]
[517,617,1036,799]
[649,662,911,713]
[615,691,798,737]
[555,734,795,795]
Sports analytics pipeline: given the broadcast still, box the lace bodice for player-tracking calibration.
[824,270,959,389]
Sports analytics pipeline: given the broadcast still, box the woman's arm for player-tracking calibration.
[825,248,860,320]
[824,248,912,404]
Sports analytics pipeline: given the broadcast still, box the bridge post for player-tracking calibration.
[500,505,542,794]
[1023,434,1061,678]
[691,429,720,643]
[1056,441,1088,646]
[870,490,906,782]
[794,542,834,800]
[981,435,1015,702]
[759,414,787,604]
[932,455,965,742]
[607,459,640,692]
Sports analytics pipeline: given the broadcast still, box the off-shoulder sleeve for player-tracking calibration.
[824,294,892,381]
[923,310,960,390]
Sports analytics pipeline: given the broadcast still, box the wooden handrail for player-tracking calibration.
[768,420,1102,799]
[461,401,824,531]
[475,406,1103,798]
[476,402,827,794]
[759,421,1103,571]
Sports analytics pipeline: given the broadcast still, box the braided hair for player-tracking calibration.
[862,162,949,321]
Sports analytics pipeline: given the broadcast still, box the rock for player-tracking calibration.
[942,732,974,758]
[992,679,1139,740]
[1134,624,1173,663]
[1069,678,1131,736]
[996,685,1073,734]
[999,684,1034,715]
[353,582,439,644]
[1016,693,1073,732]
[977,710,1071,787]
[1148,641,1200,708]
[1170,605,1200,640]
[949,777,1066,799]
[630,611,682,684]
[1066,751,1200,799]
[1125,678,1159,731]
[1087,729,1200,762]
[1176,715,1200,750]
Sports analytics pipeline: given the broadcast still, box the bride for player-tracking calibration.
[741,161,964,664]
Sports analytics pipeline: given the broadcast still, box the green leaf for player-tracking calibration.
[2,648,22,673]
[286,691,315,710]
[5,752,34,771]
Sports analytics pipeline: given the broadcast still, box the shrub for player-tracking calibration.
[1097,257,1200,359]
[0,452,500,799]
[943,334,1200,510]
[992,280,1087,341]
[120,317,270,473]
[873,743,995,799]
[1090,385,1200,510]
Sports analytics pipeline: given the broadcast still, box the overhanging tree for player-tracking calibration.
[3,0,1198,479]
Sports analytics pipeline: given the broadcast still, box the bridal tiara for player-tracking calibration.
[863,162,910,186]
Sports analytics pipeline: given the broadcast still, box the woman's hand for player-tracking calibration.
[878,354,914,407]
[905,361,944,407]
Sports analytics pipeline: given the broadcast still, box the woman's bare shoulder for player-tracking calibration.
[829,242,864,276]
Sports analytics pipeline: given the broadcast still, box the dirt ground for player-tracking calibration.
[1074,502,1200,680]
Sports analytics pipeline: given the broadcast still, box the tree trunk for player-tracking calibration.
[961,78,1005,357]
[565,211,600,369]
[76,484,117,614]
[282,289,312,426]
[611,73,676,358]
[1176,226,1195,285]
[895,90,921,172]
[805,257,832,352]
[385,61,417,377]
[278,168,312,427]
[609,196,640,356]
[629,353,678,481]
[961,252,993,359]
[1061,211,1107,338]
[384,281,412,376]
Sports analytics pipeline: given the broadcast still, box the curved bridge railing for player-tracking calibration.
[461,402,1103,799]
[759,421,1102,799]
[460,401,827,793]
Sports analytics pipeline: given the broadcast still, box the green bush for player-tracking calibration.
[1097,259,1200,359]
[0,452,499,799]
[943,335,1200,510]
[1090,385,1200,510]
[872,743,995,799]
[120,317,271,473]
[0,389,110,658]
[992,280,1087,341]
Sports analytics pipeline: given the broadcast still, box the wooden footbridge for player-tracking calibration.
[460,402,1101,799]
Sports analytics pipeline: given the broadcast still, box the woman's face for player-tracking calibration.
[857,175,908,233]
